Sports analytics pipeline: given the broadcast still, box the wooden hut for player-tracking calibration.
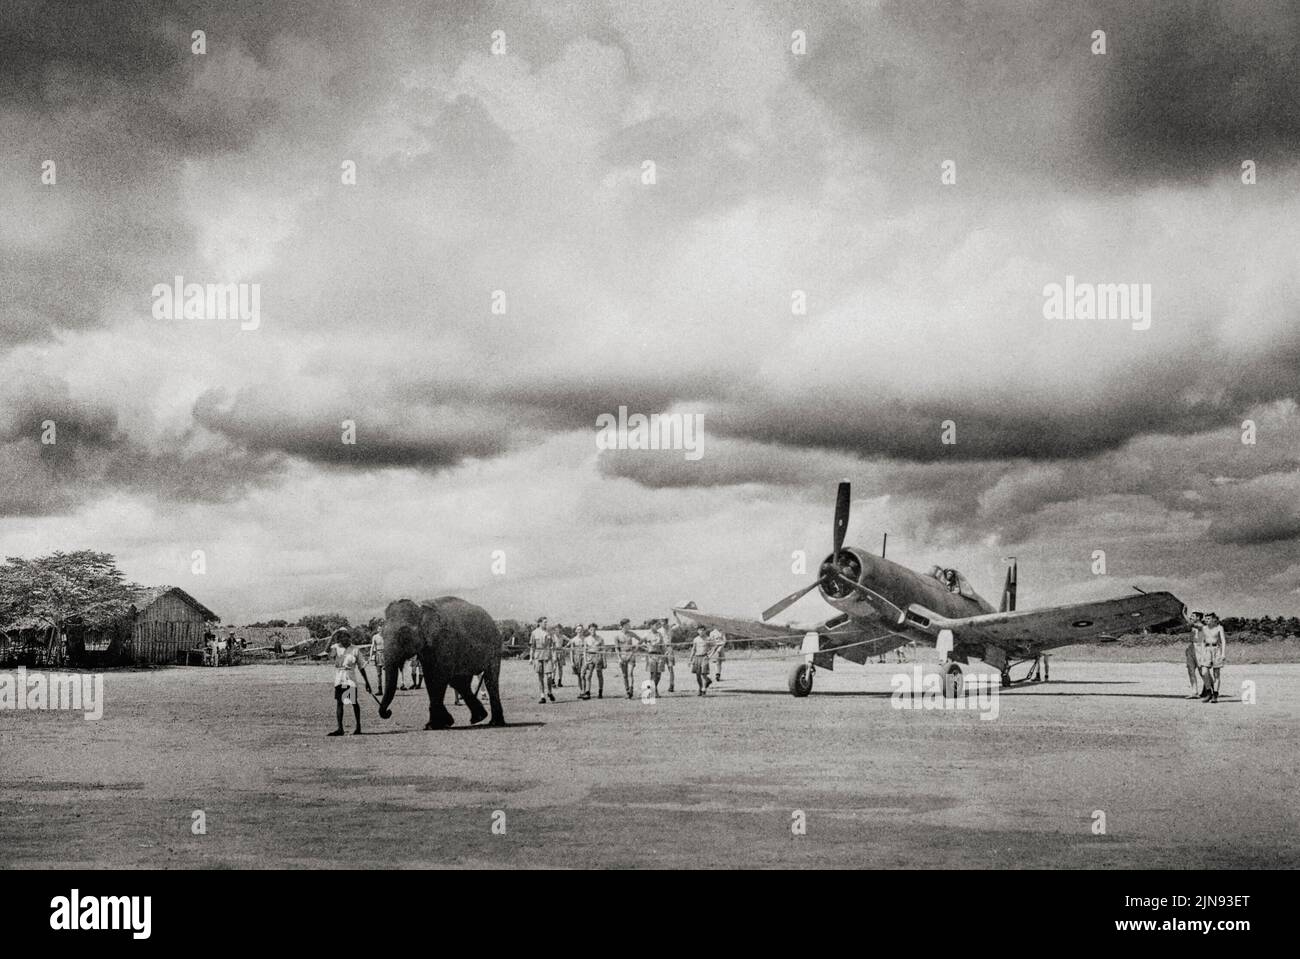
[104,586,220,666]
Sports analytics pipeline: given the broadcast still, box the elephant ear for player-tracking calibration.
[418,601,443,636]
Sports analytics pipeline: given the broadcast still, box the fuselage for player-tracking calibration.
[818,547,994,623]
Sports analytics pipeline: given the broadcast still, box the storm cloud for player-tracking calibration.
[3,0,1299,620]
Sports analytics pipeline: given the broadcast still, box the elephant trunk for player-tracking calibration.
[378,662,400,719]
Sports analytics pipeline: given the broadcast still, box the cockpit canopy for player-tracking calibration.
[929,565,981,601]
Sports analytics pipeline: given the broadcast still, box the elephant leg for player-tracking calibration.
[451,675,488,724]
[424,672,454,729]
[481,660,506,726]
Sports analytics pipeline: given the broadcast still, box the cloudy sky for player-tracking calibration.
[3,0,1300,625]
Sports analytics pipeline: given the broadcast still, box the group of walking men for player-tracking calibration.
[528,617,726,704]
[1184,611,1227,703]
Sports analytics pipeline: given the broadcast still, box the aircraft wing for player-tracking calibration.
[909,590,1186,654]
[670,607,804,640]
[671,607,912,670]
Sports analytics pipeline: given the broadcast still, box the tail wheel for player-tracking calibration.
[789,662,814,697]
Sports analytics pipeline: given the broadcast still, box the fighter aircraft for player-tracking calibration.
[673,481,1186,698]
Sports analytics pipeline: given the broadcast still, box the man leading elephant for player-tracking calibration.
[328,627,373,736]
[376,597,506,728]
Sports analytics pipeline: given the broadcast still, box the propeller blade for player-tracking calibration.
[763,482,853,622]
[762,580,819,621]
[833,480,851,554]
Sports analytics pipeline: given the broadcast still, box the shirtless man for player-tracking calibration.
[1200,613,1226,703]
[617,619,640,698]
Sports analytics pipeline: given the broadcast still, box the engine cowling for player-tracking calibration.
[818,547,867,600]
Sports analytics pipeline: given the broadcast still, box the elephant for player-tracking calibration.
[376,596,506,728]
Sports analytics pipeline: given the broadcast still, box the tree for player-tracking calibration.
[297,613,351,638]
[0,551,140,663]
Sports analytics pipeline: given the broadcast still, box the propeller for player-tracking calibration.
[761,580,819,622]
[833,479,850,554]
[762,480,856,621]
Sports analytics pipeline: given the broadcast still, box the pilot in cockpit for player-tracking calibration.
[929,565,964,595]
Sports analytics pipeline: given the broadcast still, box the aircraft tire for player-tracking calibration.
[789,663,813,697]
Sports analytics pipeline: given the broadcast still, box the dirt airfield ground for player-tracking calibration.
[3,653,1298,869]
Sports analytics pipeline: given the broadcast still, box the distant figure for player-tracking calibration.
[581,624,605,699]
[708,626,726,682]
[617,618,640,699]
[658,620,675,692]
[370,630,385,697]
[644,622,666,697]
[1200,613,1226,703]
[572,621,587,696]
[690,627,713,696]
[409,654,423,689]
[550,622,566,688]
[1185,612,1204,699]
[530,617,555,705]
[327,628,372,736]
[568,629,584,684]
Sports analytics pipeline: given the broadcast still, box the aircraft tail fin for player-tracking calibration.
[999,559,1017,613]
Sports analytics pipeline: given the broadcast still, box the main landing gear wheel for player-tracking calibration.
[789,662,814,697]
[943,662,963,699]
[1000,669,1012,689]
